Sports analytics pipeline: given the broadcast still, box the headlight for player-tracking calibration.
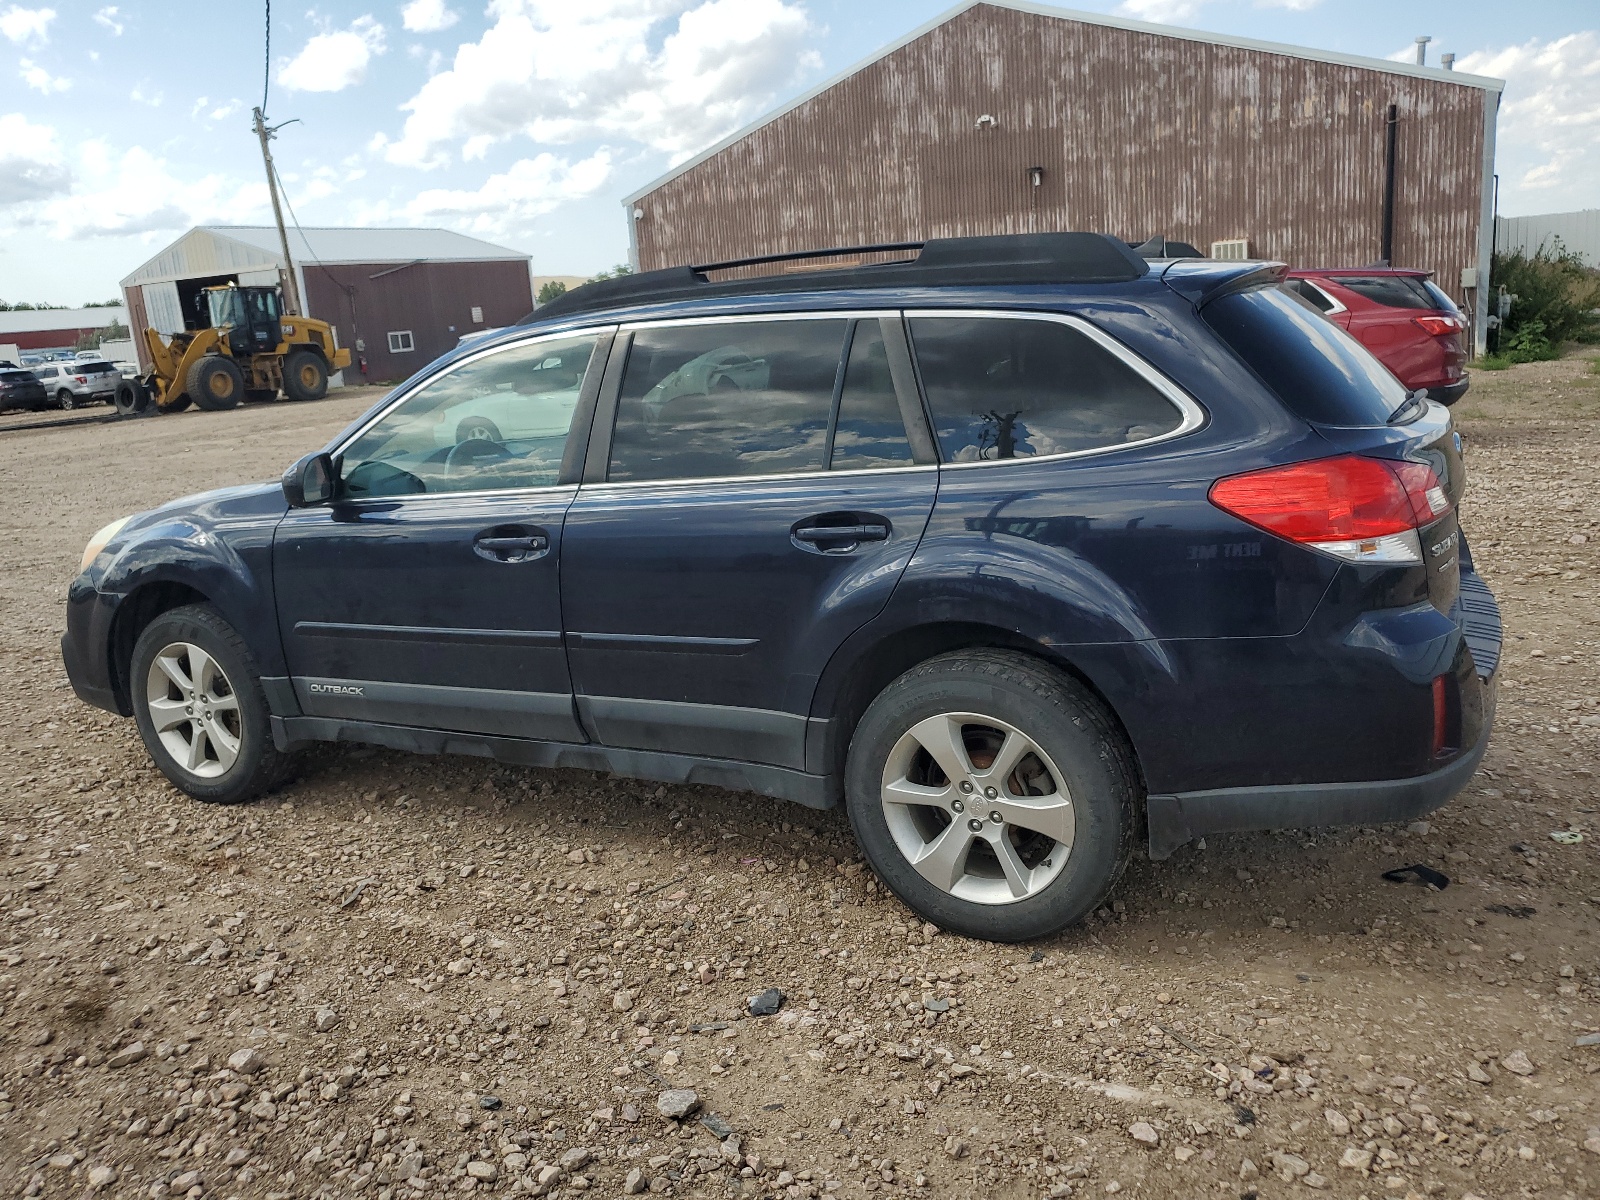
[80,516,132,572]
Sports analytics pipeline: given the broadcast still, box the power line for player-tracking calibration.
[272,161,364,358]
[262,0,271,117]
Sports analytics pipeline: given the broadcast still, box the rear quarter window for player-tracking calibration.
[1332,275,1438,310]
[908,315,1190,462]
[1202,286,1407,427]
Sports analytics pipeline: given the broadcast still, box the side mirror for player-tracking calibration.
[282,452,335,507]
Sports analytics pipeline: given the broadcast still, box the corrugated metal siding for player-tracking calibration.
[303,259,534,384]
[635,4,1488,299]
[1496,210,1600,267]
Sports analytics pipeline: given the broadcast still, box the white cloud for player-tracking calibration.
[402,0,458,33]
[1116,0,1202,21]
[405,150,613,233]
[1255,0,1320,10]
[0,120,267,240]
[278,15,387,93]
[93,5,122,34]
[1458,32,1600,213]
[384,0,818,169]
[0,5,53,43]
[0,113,70,206]
[20,58,69,93]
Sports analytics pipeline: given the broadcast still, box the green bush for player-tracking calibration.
[1491,241,1600,361]
[1475,354,1512,371]
[536,279,568,306]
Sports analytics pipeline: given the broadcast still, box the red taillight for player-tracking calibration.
[73,374,87,383]
[1209,455,1451,564]
[1413,315,1461,337]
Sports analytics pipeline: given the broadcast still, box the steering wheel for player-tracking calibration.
[445,437,513,476]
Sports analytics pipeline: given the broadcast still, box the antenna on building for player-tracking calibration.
[1414,36,1432,66]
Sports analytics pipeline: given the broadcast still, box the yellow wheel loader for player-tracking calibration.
[114,284,352,416]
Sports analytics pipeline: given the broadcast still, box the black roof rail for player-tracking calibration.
[528,232,1149,322]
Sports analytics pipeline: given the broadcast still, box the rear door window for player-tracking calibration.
[1202,285,1407,426]
[608,319,848,482]
[908,315,1189,462]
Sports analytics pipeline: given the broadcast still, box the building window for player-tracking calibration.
[387,330,415,354]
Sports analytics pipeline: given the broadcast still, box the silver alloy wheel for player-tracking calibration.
[880,712,1074,905]
[145,641,242,779]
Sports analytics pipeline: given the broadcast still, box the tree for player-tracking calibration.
[588,263,635,282]
[536,280,568,306]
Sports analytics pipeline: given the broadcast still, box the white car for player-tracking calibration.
[641,345,770,426]
[430,348,587,448]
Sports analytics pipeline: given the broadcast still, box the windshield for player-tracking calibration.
[1203,285,1408,426]
[206,289,245,328]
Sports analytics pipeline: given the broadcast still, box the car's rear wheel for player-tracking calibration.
[845,650,1139,942]
[455,416,503,444]
[129,604,292,804]
[57,389,77,410]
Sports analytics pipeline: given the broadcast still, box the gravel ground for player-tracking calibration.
[1,360,1596,1200]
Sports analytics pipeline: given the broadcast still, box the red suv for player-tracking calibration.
[1284,269,1469,405]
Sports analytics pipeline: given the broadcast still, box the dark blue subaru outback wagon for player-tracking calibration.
[62,233,1500,941]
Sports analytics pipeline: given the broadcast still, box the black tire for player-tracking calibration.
[185,356,244,411]
[845,650,1139,942]
[129,604,293,804]
[455,416,503,444]
[113,380,150,416]
[282,349,328,401]
[57,389,77,410]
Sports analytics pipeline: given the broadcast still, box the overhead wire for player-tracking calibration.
[262,0,272,117]
[272,160,364,363]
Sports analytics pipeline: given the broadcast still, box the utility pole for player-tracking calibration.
[253,106,302,316]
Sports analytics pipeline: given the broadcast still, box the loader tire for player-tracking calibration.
[282,350,328,402]
[113,380,151,416]
[186,356,244,411]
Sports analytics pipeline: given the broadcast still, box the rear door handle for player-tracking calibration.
[794,524,890,543]
[473,530,550,563]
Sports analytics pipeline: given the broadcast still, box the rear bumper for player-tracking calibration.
[1145,566,1501,859]
[1427,377,1470,405]
[1146,684,1493,858]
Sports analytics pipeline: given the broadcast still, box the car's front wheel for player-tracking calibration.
[846,650,1139,942]
[129,604,293,803]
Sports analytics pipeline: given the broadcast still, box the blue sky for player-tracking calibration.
[1,0,1596,304]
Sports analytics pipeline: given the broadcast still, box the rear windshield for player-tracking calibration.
[0,370,38,381]
[1331,274,1440,310]
[77,361,114,372]
[1202,285,1408,426]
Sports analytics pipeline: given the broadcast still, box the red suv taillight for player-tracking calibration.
[1413,315,1462,337]
[1208,455,1451,565]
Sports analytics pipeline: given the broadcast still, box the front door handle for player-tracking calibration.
[473,528,549,563]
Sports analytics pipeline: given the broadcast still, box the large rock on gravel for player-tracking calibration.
[1500,1049,1536,1076]
[107,1041,146,1068]
[228,1047,265,1075]
[656,1088,701,1119]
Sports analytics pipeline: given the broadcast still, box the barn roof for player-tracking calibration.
[623,0,1505,206]
[122,226,528,287]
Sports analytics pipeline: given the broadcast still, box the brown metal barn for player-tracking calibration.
[624,1,1503,351]
[120,227,534,383]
